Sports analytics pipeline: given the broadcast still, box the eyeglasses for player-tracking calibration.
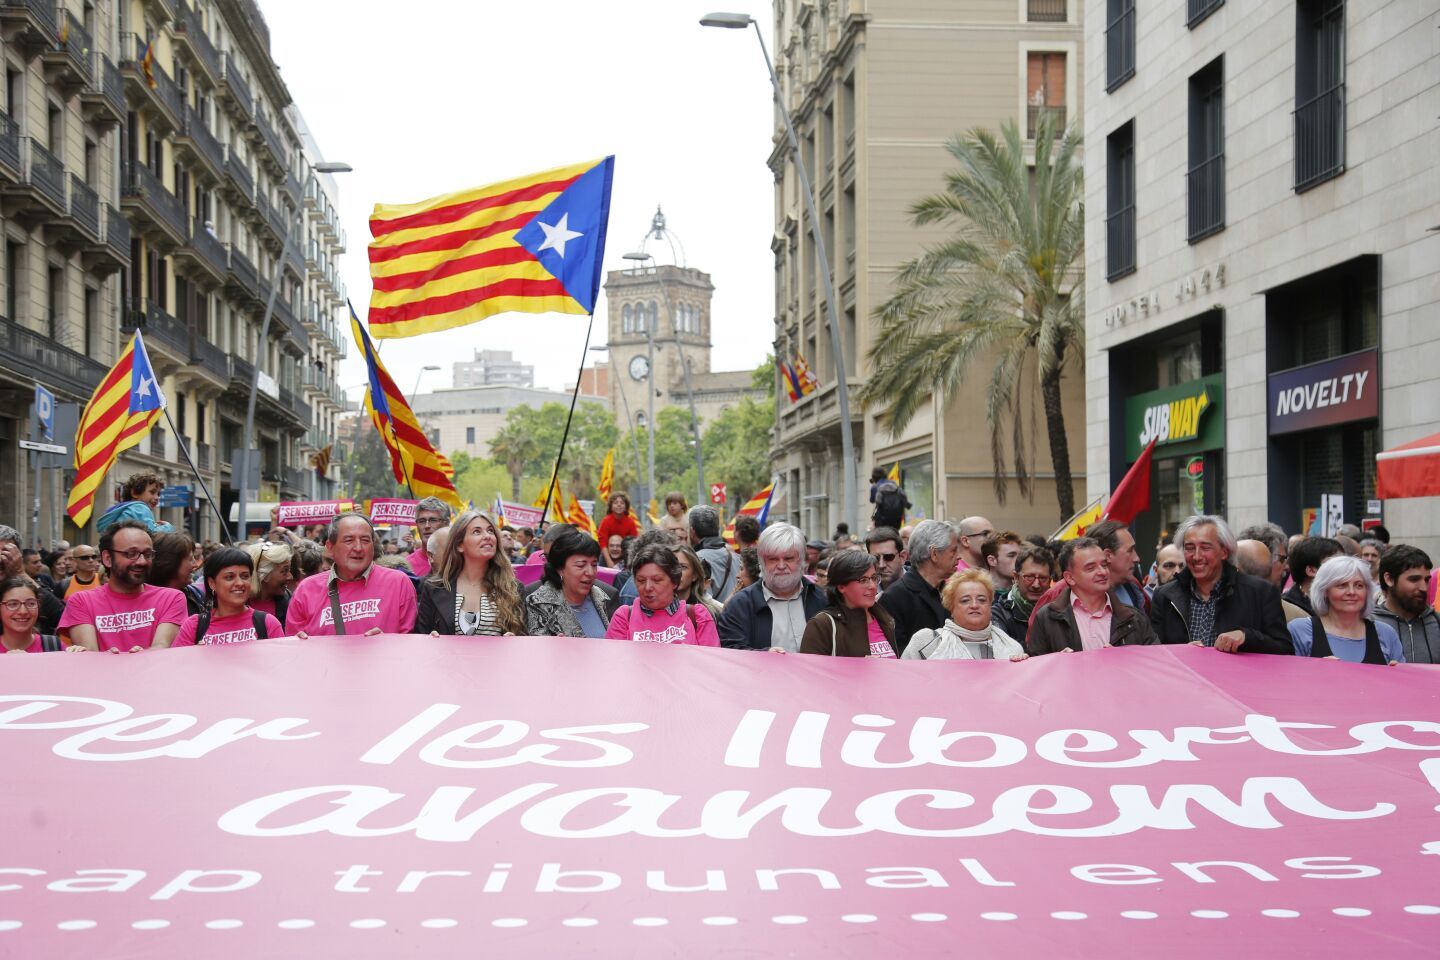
[852,575,880,587]
[871,552,898,563]
[1,599,39,611]
[112,549,155,561]
[1019,572,1052,583]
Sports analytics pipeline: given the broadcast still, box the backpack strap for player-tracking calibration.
[40,634,63,653]
[328,579,347,635]
[1361,618,1385,665]
[195,609,212,646]
[252,610,268,641]
[828,612,839,656]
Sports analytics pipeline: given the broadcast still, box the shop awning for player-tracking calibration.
[1376,431,1440,499]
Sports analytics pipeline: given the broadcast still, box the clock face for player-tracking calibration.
[629,355,650,382]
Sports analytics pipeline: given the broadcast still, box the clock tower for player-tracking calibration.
[601,208,715,433]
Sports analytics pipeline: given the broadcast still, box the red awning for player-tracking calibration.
[1376,431,1440,499]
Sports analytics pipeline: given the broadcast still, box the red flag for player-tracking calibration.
[1103,439,1156,524]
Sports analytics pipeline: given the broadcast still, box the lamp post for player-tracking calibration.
[412,364,441,399]
[622,250,706,509]
[621,252,659,520]
[589,344,646,506]
[236,160,352,542]
[701,11,857,532]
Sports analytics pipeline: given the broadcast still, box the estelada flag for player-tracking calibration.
[722,479,779,548]
[66,332,165,527]
[368,157,615,338]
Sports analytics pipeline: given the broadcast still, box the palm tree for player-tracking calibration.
[857,113,1084,521]
[488,419,540,501]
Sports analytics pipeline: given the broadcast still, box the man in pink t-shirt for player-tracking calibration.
[285,514,417,636]
[59,521,187,651]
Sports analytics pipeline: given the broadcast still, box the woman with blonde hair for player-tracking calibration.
[416,510,525,636]
[245,540,295,624]
[903,568,1028,661]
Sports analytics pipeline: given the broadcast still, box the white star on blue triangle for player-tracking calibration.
[513,157,615,314]
[129,331,165,413]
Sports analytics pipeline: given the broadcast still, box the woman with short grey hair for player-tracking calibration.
[1287,555,1403,664]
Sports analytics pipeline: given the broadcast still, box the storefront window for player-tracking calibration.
[899,454,934,521]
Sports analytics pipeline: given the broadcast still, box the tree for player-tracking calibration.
[856,114,1085,521]
[346,423,404,501]
[489,415,540,500]
[488,401,619,501]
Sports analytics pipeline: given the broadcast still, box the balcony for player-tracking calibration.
[81,203,131,276]
[1105,2,1135,92]
[283,170,303,205]
[101,204,130,261]
[274,296,308,350]
[279,387,311,426]
[118,33,183,132]
[219,52,253,122]
[229,354,254,392]
[255,191,282,250]
[5,138,67,221]
[123,299,191,362]
[175,106,224,181]
[1105,204,1136,281]
[225,243,261,302]
[1294,83,1345,192]
[1187,0,1224,28]
[284,228,304,279]
[79,55,126,129]
[121,161,187,247]
[267,198,292,252]
[1026,104,1067,140]
[0,0,58,57]
[173,2,220,85]
[254,111,288,174]
[67,173,100,239]
[192,335,228,381]
[0,313,106,400]
[1027,0,1067,21]
[282,465,306,495]
[196,440,214,471]
[0,112,19,183]
[1186,152,1225,243]
[39,11,93,94]
[173,217,227,285]
[222,145,255,207]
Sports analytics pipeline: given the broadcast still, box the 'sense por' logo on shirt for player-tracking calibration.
[318,598,383,627]
[632,626,688,644]
[94,609,157,633]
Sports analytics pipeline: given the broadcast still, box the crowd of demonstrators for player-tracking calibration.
[5,462,1437,668]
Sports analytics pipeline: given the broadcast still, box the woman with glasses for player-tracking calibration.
[1,576,82,653]
[416,510,525,636]
[245,541,295,624]
[799,551,898,658]
[904,568,1029,661]
[59,547,106,599]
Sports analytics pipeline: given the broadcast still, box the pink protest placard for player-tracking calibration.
[369,498,418,525]
[2,641,1438,957]
[500,501,544,528]
[275,500,354,527]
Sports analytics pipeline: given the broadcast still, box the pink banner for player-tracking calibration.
[275,500,354,527]
[2,642,1438,957]
[368,499,418,526]
[501,501,544,528]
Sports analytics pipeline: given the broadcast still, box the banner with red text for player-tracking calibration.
[2,642,1438,957]
[368,498,418,526]
[276,500,354,527]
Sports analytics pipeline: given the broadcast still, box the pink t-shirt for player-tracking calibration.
[284,564,418,636]
[1071,591,1114,651]
[410,549,432,579]
[58,583,188,651]
[3,635,46,653]
[866,617,896,658]
[172,609,285,647]
[605,600,720,646]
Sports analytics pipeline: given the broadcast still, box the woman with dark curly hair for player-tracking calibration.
[605,543,719,646]
[148,531,203,615]
[416,510,525,635]
[524,529,620,637]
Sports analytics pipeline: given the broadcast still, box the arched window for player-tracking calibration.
[622,303,632,333]
[648,301,658,332]
[680,304,691,332]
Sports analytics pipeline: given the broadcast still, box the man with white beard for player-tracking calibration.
[718,523,829,652]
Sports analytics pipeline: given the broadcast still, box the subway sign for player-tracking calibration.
[1124,373,1225,461]
[1267,348,1378,436]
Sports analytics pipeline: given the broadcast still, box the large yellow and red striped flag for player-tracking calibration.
[350,306,464,511]
[367,157,615,339]
[66,332,166,527]
[596,448,615,503]
[567,494,596,539]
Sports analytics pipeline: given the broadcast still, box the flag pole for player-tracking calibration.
[160,406,232,543]
[542,311,597,525]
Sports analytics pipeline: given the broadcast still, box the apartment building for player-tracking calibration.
[0,0,348,545]
[1085,0,1438,557]
[768,0,1087,536]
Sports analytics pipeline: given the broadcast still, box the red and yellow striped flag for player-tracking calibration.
[596,448,615,502]
[367,157,615,339]
[567,494,596,539]
[66,332,166,527]
[350,306,464,511]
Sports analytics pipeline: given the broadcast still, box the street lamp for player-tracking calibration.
[622,251,659,518]
[622,249,706,509]
[412,364,441,398]
[589,344,646,506]
[236,160,353,542]
[701,11,858,532]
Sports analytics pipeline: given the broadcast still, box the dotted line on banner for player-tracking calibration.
[1,906,1437,931]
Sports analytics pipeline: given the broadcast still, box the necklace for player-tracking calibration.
[453,584,497,636]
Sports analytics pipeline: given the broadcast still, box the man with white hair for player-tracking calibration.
[718,523,827,651]
[1150,514,1291,654]
[879,519,959,655]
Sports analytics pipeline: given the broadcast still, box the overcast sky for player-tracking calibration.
[260,0,778,400]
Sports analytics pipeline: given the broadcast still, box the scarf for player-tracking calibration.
[943,619,995,644]
[1006,584,1035,618]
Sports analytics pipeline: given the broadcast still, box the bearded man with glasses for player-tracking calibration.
[58,520,187,652]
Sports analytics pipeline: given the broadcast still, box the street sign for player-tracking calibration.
[33,384,54,440]
[18,439,66,455]
[710,482,727,505]
[158,485,193,508]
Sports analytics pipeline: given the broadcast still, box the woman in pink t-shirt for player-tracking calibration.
[605,543,719,646]
[173,548,283,647]
[799,551,898,657]
[1,576,82,654]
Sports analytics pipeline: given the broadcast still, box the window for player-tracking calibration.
[83,286,97,356]
[1027,0,1067,22]
[1105,121,1136,281]
[1294,0,1345,191]
[1188,0,1224,28]
[5,241,22,321]
[5,67,21,120]
[46,102,62,154]
[622,303,632,333]
[1026,52,1067,138]
[47,265,63,342]
[466,426,475,445]
[1187,57,1225,242]
[1105,0,1135,91]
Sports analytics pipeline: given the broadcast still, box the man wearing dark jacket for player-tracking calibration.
[1281,536,1342,618]
[1028,537,1158,654]
[878,519,958,655]
[1151,515,1291,655]
[719,523,827,650]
